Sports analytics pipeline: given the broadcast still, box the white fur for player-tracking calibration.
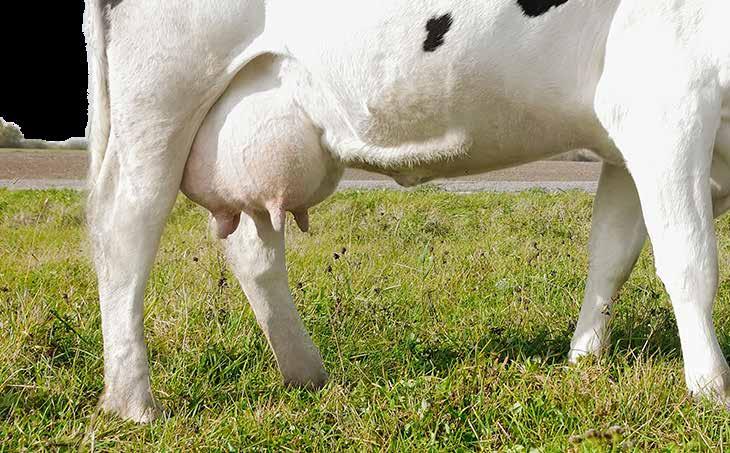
[84,0,730,422]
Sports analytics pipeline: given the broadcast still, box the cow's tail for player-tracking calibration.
[84,0,110,191]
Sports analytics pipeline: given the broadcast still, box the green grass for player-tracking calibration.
[3,188,730,451]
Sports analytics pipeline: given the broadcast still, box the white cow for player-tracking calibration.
[85,0,730,422]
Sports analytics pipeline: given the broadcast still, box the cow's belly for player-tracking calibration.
[263,0,621,180]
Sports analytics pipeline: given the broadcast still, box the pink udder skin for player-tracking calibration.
[181,67,338,239]
[213,207,308,240]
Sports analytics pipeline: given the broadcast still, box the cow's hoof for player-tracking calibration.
[687,367,730,408]
[568,349,598,364]
[282,365,329,390]
[567,345,604,364]
[98,389,162,424]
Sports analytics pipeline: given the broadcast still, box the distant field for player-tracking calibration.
[3,189,730,450]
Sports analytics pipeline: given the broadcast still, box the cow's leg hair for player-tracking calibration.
[222,211,328,387]
[90,129,192,423]
[569,162,646,361]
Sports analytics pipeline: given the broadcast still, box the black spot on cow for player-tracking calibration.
[517,0,570,17]
[423,13,453,53]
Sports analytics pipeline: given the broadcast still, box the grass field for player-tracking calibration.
[4,188,730,450]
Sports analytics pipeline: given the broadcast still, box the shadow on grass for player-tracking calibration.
[402,326,573,376]
[401,303,730,378]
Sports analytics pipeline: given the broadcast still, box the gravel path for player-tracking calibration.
[0,149,601,192]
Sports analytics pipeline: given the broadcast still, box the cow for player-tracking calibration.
[84,0,730,422]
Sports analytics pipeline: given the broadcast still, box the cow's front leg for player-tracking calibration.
[595,33,728,401]
[89,129,192,423]
[629,153,729,402]
[223,211,328,387]
[569,163,646,361]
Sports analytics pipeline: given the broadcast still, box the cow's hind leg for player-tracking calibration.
[89,123,197,422]
[569,163,646,361]
[222,211,328,387]
[86,0,262,421]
